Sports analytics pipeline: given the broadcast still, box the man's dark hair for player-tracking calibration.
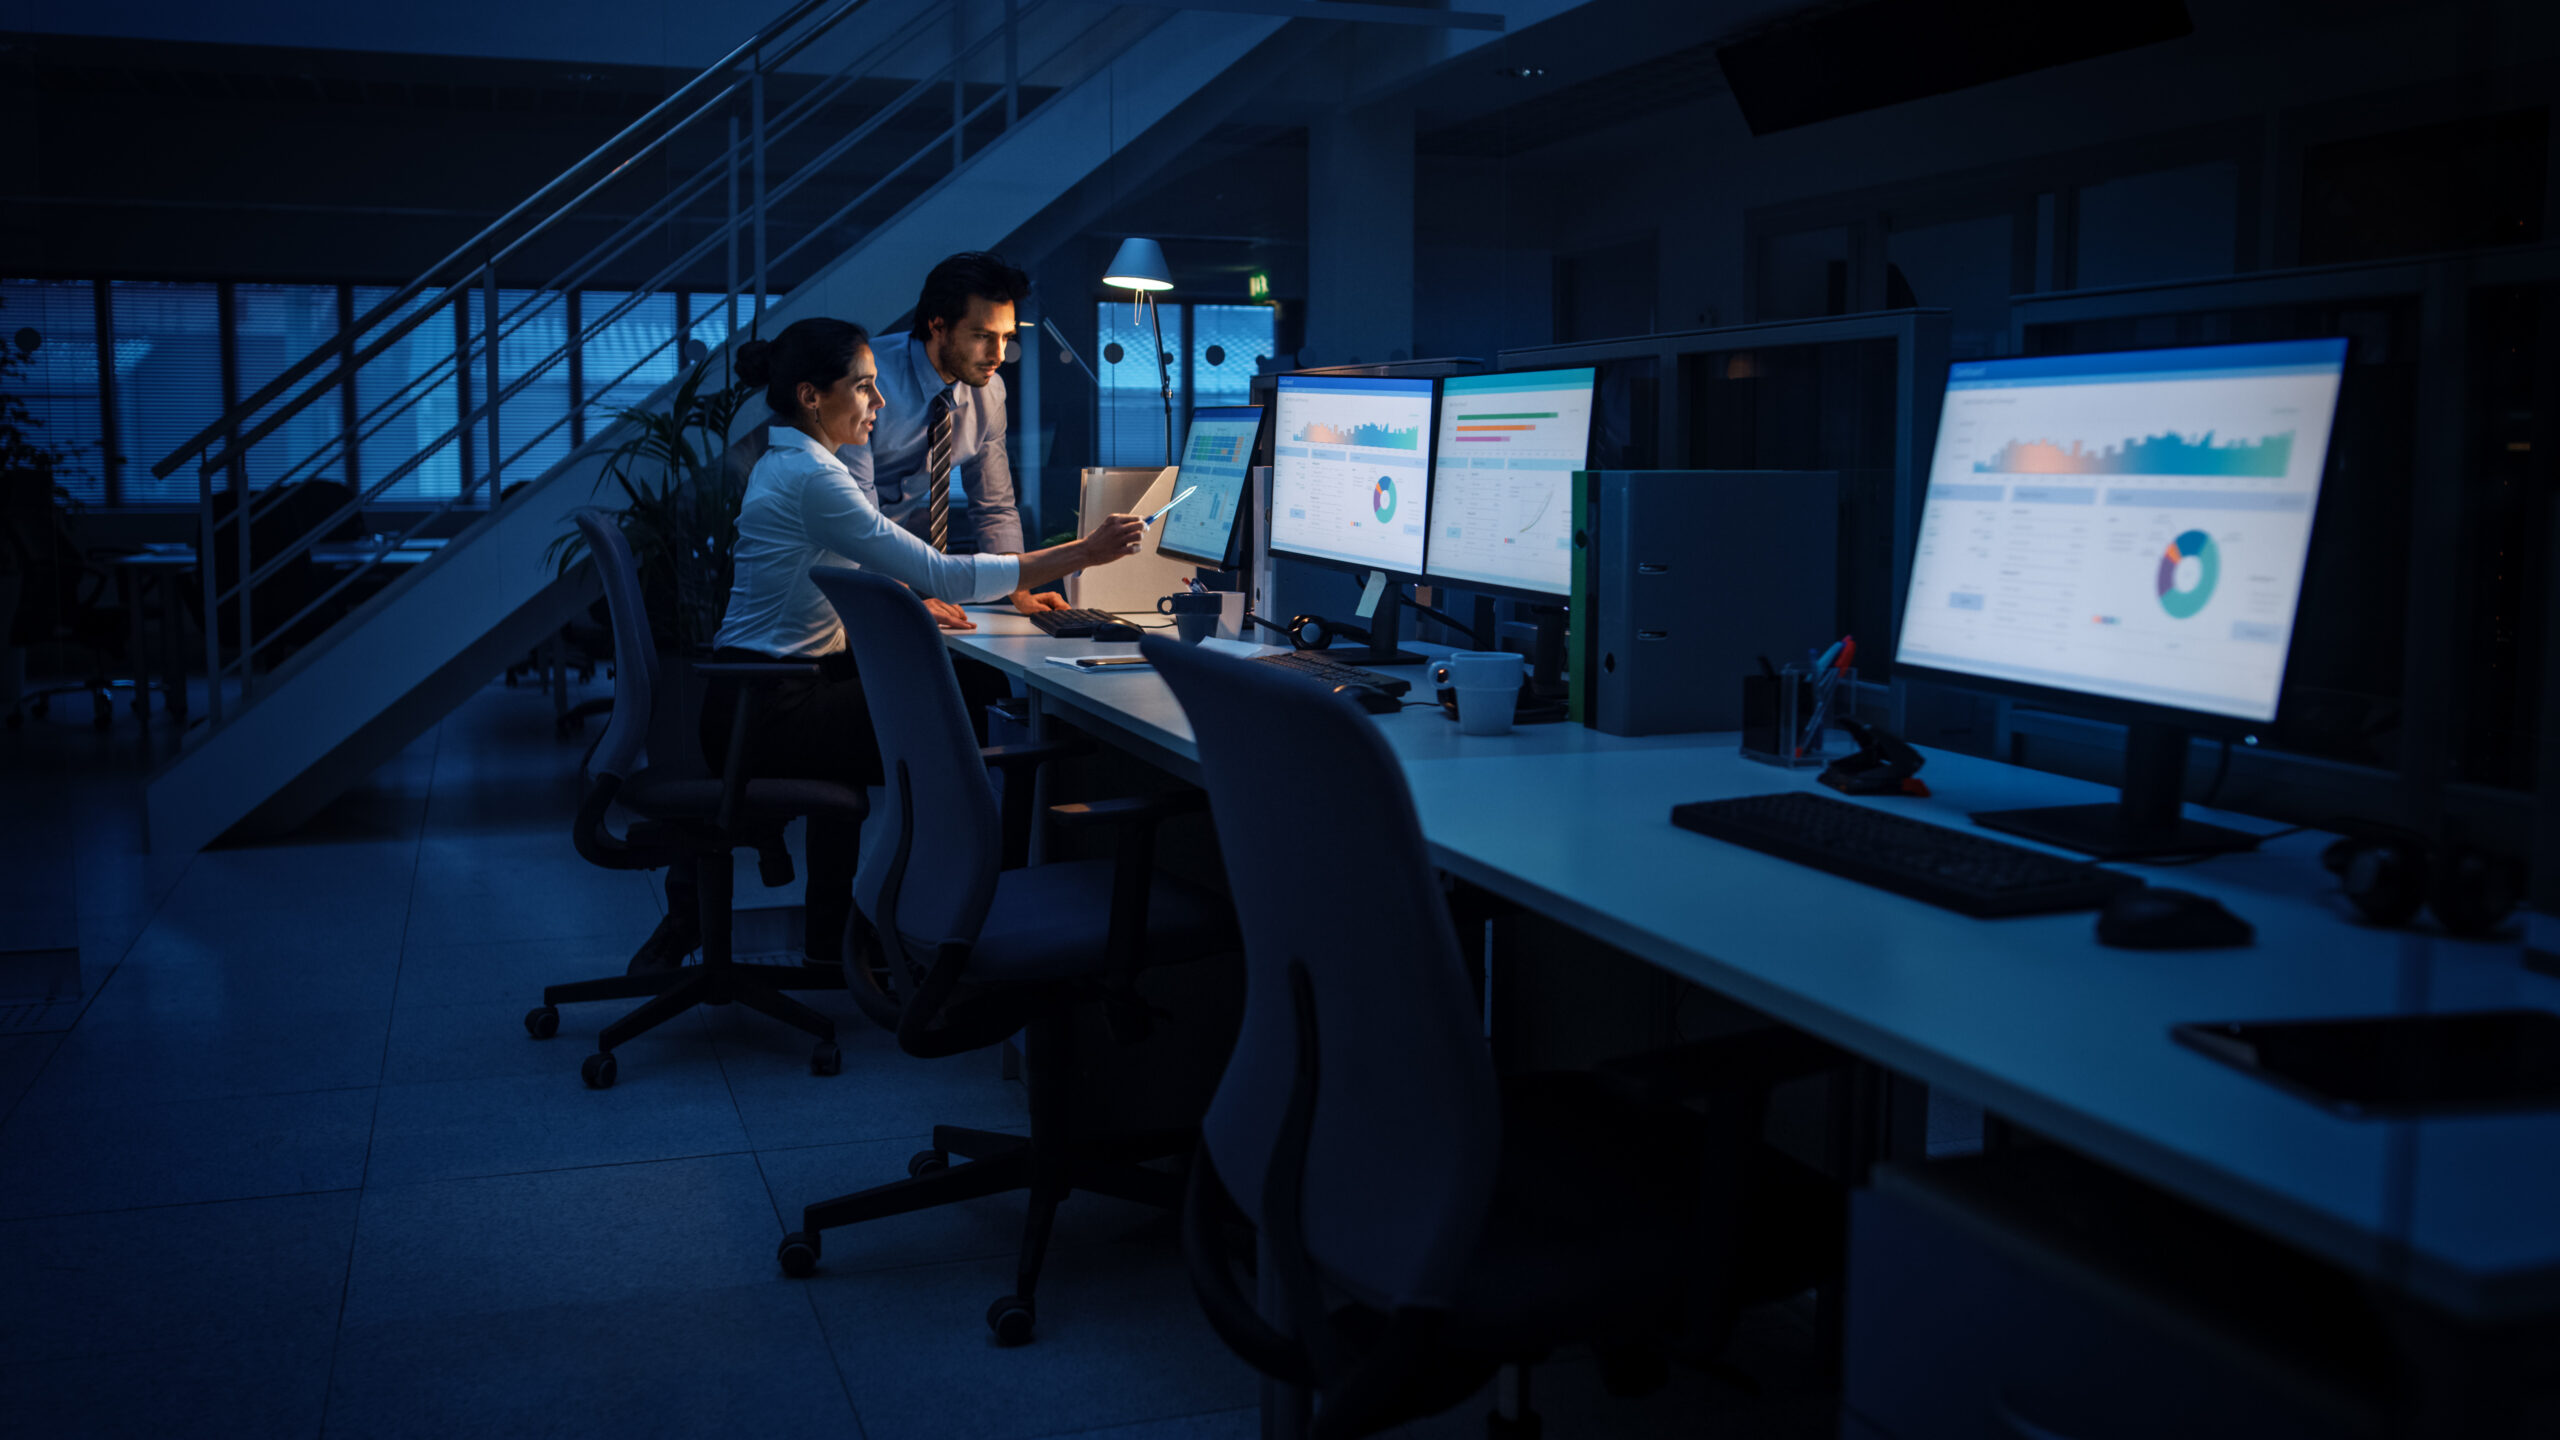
[909,251,1030,340]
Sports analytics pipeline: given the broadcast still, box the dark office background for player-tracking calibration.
[4,0,2556,845]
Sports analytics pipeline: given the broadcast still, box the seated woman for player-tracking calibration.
[641,316,1144,972]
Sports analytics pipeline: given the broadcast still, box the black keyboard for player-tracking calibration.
[1028,608,1125,638]
[1670,792,2142,918]
[1247,650,1413,698]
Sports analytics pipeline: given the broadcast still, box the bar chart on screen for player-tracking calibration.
[1424,368,1596,596]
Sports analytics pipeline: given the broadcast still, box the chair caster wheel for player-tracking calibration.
[778,1232,820,1277]
[907,1149,949,1179]
[986,1295,1036,1346]
[524,1006,559,1040]
[810,1040,840,1077]
[581,1052,617,1089]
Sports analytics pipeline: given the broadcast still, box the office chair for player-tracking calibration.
[2,478,141,731]
[776,565,1234,1346]
[1144,635,1848,1439]
[523,507,854,1088]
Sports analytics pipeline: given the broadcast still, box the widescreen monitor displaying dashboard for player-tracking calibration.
[1893,338,2349,727]
[1153,404,1262,569]
[1267,374,1437,576]
[1420,367,1595,599]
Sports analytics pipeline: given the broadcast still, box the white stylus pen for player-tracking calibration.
[1142,486,1199,526]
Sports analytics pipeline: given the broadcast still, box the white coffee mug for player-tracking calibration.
[1429,651,1530,736]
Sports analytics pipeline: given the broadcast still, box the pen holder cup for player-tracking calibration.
[1740,665,1853,768]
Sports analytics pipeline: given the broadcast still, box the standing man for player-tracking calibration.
[846,250,1070,619]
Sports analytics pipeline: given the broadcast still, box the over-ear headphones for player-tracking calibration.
[2321,833,2521,937]
[1283,614,1368,652]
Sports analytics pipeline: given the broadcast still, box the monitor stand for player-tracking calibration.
[1971,721,2264,861]
[1318,584,1426,668]
[1526,603,1570,701]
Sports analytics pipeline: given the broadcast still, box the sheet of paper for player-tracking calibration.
[1355,569,1388,619]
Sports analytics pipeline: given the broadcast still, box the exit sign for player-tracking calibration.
[1246,271,1270,300]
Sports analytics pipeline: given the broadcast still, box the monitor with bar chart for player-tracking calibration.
[1422,367,1596,598]
[1268,375,1438,576]
[1894,338,2349,725]
[1153,405,1263,569]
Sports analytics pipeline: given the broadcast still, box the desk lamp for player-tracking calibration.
[1103,236,1175,463]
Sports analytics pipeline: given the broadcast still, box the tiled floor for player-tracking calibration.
[0,676,1836,1439]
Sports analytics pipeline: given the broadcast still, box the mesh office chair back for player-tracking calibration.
[573,507,659,784]
[807,565,1002,953]
[1146,637,1501,1312]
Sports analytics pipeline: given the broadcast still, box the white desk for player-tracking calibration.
[945,610,2560,1324]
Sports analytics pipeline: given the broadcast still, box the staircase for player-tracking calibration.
[138,0,1347,855]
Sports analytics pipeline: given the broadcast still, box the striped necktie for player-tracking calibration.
[925,390,955,554]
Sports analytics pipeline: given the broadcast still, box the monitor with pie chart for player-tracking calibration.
[1892,337,2349,857]
[1267,374,1437,579]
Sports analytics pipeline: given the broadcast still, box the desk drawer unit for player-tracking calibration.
[1844,1150,2387,1440]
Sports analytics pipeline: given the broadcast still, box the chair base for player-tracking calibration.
[532,954,845,1088]
[776,1016,1190,1346]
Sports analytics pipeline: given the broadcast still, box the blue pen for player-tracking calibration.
[1811,639,1846,674]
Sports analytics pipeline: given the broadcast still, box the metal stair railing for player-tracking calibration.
[147,0,1131,730]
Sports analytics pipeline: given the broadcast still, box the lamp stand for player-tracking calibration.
[1149,298,1173,467]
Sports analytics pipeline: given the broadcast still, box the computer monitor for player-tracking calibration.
[1268,373,1439,663]
[1269,374,1436,575]
[1893,337,2350,858]
[1422,367,1595,601]
[1153,404,1263,570]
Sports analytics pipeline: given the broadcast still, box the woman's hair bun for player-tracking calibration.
[734,338,773,386]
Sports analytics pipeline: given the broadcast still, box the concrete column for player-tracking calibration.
[1304,104,1414,367]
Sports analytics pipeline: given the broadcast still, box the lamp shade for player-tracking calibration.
[1102,236,1174,292]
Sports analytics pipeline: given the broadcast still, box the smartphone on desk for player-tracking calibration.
[1070,656,1151,671]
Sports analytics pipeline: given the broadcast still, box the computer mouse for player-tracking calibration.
[1091,622,1144,643]
[2096,887,2255,950]
[1334,683,1402,714]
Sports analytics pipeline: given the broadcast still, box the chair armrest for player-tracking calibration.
[1062,790,1210,1045]
[1046,790,1208,830]
[1595,1028,1852,1109]
[980,737,1095,771]
[693,660,822,681]
[983,738,1097,869]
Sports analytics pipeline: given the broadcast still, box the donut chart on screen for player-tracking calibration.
[1372,475,1398,523]
[2156,528,2219,619]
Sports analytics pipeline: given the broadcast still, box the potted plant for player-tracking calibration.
[0,314,89,726]
[545,357,758,775]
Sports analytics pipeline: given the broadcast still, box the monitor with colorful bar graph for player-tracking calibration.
[1421,367,1596,599]
[1895,338,2349,727]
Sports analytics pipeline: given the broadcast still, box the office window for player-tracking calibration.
[233,283,350,493]
[686,292,740,364]
[581,290,679,428]
[1758,225,1856,320]
[1097,300,1186,467]
[1885,213,2016,359]
[109,281,224,505]
[2076,163,2239,291]
[0,279,105,505]
[490,288,573,493]
[354,285,463,503]
[1190,304,1274,408]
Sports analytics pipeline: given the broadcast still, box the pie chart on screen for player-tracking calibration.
[1372,475,1397,523]
[2156,528,2219,619]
